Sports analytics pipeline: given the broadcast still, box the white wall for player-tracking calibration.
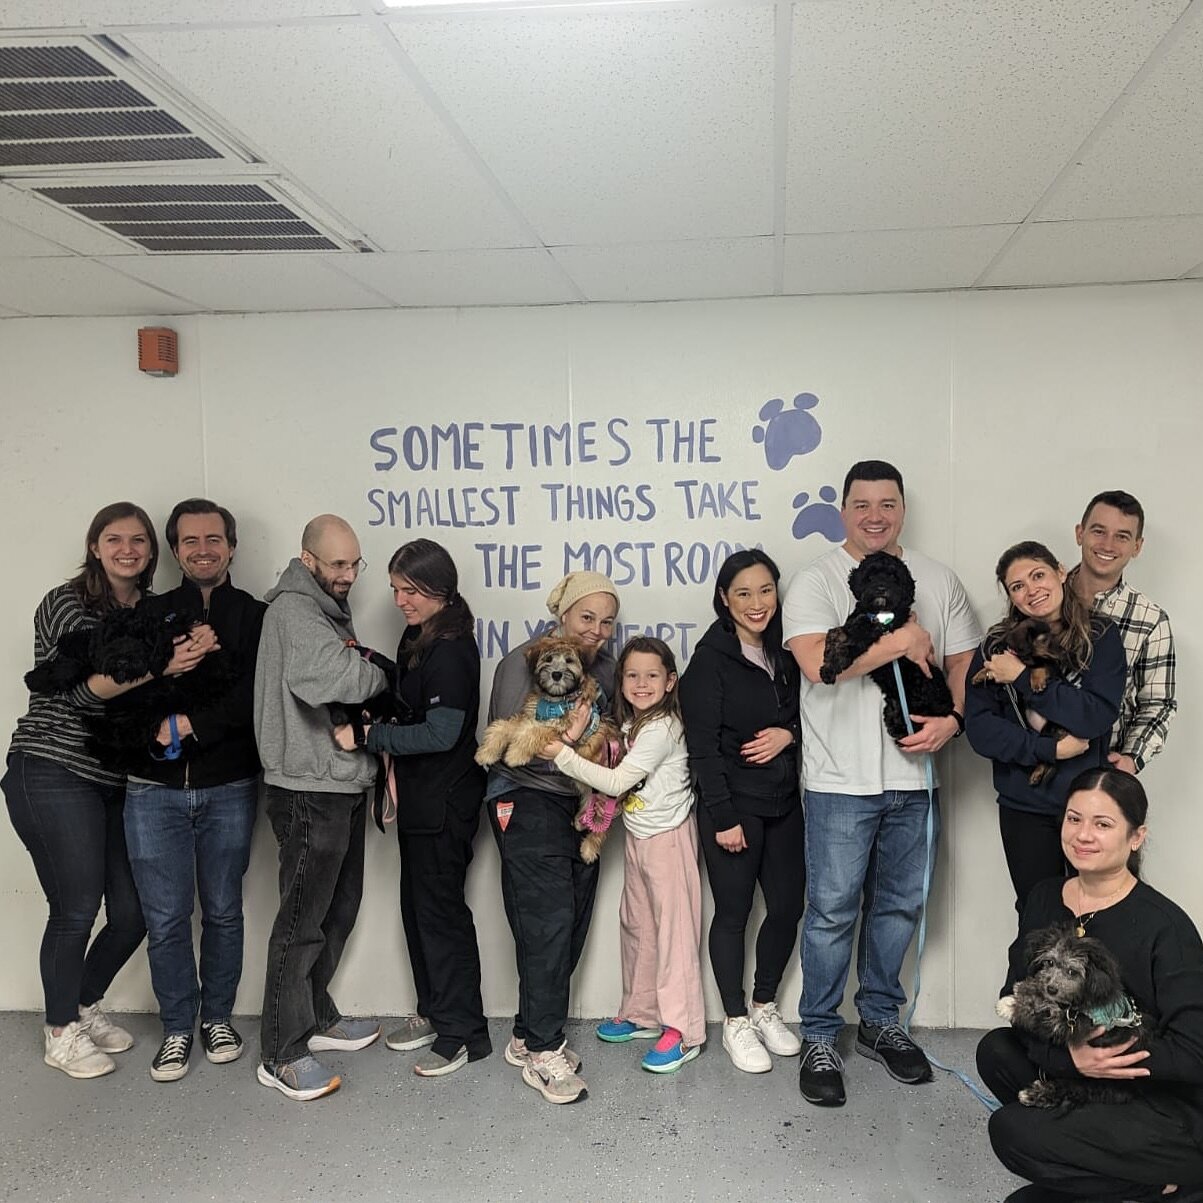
[1,281,1198,1030]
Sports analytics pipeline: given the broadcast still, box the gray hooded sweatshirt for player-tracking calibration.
[254,558,387,793]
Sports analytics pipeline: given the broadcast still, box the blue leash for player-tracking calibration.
[151,713,183,762]
[891,659,1000,1113]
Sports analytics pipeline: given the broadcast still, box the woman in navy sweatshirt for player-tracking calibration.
[679,549,803,1076]
[965,541,1125,911]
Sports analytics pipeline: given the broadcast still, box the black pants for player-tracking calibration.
[398,805,491,1061]
[487,787,599,1053]
[697,802,806,1018]
[3,752,146,1027]
[998,805,1069,913]
[978,1026,1203,1201]
[260,786,367,1066]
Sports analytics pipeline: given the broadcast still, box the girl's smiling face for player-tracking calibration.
[621,650,675,713]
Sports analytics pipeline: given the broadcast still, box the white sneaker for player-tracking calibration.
[44,1022,116,1079]
[521,1047,588,1104]
[77,1001,134,1053]
[722,1016,772,1073]
[750,1001,802,1057]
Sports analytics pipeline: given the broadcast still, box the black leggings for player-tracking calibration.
[998,805,1069,913]
[978,1026,1203,1201]
[698,803,805,1018]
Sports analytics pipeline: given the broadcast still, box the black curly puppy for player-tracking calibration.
[25,601,235,773]
[820,551,954,740]
[997,923,1149,1108]
[971,617,1072,785]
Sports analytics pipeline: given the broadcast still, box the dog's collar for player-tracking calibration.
[872,611,897,628]
[1067,994,1142,1034]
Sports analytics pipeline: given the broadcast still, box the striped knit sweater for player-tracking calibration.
[8,583,125,787]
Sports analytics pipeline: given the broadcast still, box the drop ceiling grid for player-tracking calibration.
[1040,14,1203,221]
[784,0,1189,235]
[392,6,777,247]
[123,23,536,252]
[0,0,359,27]
[782,224,1017,294]
[551,236,776,302]
[981,215,1203,288]
[0,185,138,254]
[0,255,202,315]
[0,214,65,256]
[97,252,391,311]
[332,247,582,306]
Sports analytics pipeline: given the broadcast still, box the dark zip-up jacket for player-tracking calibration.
[679,618,801,832]
[964,619,1125,816]
[131,576,266,789]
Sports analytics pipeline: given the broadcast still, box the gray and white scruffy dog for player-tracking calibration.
[997,924,1149,1108]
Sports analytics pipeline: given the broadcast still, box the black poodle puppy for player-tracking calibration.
[820,551,954,740]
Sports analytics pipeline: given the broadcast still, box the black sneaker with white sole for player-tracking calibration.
[201,1020,244,1064]
[855,1021,933,1084]
[150,1032,193,1082]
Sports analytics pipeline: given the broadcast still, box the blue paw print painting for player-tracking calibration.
[752,393,823,470]
[792,487,844,543]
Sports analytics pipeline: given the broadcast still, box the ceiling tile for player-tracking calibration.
[333,248,579,306]
[783,224,1015,293]
[124,24,534,252]
[0,186,138,254]
[1042,17,1203,220]
[0,1,357,25]
[0,257,201,315]
[394,6,776,245]
[786,0,1187,233]
[552,237,774,302]
[0,217,67,257]
[0,305,25,317]
[981,216,1203,287]
[96,253,390,312]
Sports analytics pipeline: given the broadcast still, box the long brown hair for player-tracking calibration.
[989,540,1097,672]
[68,502,158,613]
[612,636,682,746]
[388,539,474,667]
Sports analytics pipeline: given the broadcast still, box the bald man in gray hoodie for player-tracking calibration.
[253,515,388,1102]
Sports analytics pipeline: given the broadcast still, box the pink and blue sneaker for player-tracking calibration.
[641,1028,701,1074]
[595,1018,661,1043]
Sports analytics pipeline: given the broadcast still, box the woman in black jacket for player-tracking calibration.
[679,549,803,1075]
[334,539,489,1077]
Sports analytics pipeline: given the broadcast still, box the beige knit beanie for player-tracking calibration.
[545,571,620,620]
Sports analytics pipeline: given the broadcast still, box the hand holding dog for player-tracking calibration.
[740,727,793,765]
[538,699,593,760]
[982,649,1024,685]
[1070,1029,1150,1079]
[162,624,219,677]
[1056,734,1090,759]
[897,713,958,755]
[893,616,936,680]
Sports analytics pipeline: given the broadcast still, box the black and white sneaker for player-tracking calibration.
[150,1032,193,1082]
[201,1020,244,1065]
[855,1021,933,1084]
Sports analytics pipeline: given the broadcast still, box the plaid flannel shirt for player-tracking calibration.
[1080,574,1176,771]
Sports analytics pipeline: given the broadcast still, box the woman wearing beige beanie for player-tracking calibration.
[483,571,620,1106]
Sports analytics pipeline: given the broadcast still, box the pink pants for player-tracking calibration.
[618,817,706,1048]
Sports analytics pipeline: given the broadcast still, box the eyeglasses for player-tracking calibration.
[309,553,367,575]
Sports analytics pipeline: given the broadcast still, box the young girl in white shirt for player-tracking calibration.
[544,636,705,1073]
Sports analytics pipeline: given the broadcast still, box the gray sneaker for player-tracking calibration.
[522,1047,588,1104]
[308,1017,380,1052]
[504,1035,582,1073]
[257,1055,341,1101]
[44,1022,115,1079]
[77,1001,134,1053]
[413,1045,468,1077]
[385,1015,437,1051]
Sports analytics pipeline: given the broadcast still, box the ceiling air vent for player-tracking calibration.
[28,180,344,253]
[0,36,248,171]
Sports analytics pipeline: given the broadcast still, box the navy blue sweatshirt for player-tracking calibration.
[964,620,1125,815]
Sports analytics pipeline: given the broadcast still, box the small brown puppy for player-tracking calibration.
[972,617,1072,785]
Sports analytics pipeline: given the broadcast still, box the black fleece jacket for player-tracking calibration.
[679,618,801,832]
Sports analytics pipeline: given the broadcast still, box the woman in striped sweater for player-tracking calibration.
[2,502,213,1079]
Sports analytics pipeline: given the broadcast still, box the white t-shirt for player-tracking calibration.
[782,545,981,794]
[553,714,694,840]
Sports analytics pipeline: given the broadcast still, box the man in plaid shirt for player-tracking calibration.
[1069,490,1175,774]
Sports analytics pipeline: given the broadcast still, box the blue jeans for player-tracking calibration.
[123,777,258,1034]
[799,788,939,1043]
[2,751,146,1027]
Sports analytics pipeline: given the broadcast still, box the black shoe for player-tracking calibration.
[855,1021,932,1084]
[201,1020,244,1065]
[150,1032,193,1082]
[798,1041,846,1107]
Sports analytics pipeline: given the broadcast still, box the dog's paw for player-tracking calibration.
[1018,1080,1057,1109]
[996,996,1016,1021]
[473,746,498,767]
[502,746,532,768]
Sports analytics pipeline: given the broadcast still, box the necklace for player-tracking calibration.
[1073,875,1132,937]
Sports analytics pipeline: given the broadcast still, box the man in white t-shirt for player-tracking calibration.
[783,460,980,1108]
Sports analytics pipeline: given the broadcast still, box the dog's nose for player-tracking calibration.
[550,671,563,681]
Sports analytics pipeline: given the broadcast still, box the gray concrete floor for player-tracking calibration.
[1,1014,1021,1203]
